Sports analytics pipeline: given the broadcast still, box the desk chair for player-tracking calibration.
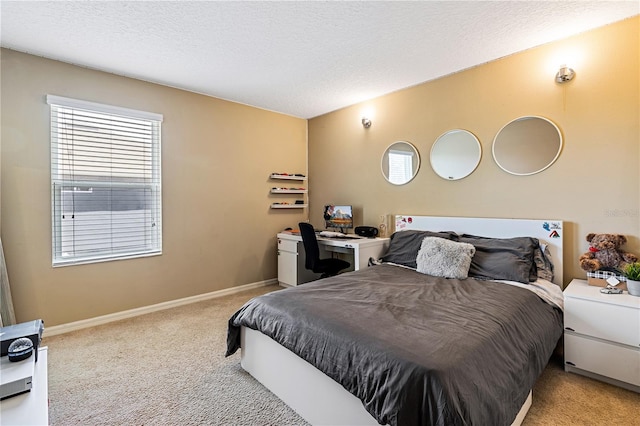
[298,222,350,278]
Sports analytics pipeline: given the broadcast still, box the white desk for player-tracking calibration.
[277,233,389,286]
[1,347,48,425]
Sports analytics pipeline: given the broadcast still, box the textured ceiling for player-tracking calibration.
[1,1,638,118]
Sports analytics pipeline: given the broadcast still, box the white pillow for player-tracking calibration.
[416,237,476,279]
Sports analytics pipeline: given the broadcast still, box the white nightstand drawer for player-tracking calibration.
[565,333,640,387]
[565,297,640,347]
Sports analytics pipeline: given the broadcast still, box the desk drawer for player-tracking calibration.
[277,238,298,253]
[565,297,639,347]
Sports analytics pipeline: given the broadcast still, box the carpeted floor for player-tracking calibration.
[43,284,638,425]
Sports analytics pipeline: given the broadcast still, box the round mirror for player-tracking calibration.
[430,129,481,180]
[492,116,563,176]
[381,141,420,185]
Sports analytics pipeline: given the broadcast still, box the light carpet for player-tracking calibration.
[43,284,638,425]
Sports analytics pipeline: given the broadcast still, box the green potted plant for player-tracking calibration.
[623,262,640,296]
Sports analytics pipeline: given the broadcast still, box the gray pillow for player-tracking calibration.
[381,230,458,269]
[416,237,476,279]
[533,243,555,283]
[458,234,538,284]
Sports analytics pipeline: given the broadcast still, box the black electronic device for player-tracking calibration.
[7,338,33,362]
[355,226,379,238]
[0,319,44,362]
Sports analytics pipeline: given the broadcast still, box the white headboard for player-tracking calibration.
[395,215,564,286]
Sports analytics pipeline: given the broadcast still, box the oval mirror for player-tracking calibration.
[430,129,481,180]
[492,116,563,176]
[381,141,420,185]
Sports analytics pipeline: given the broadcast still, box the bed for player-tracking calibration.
[226,216,565,425]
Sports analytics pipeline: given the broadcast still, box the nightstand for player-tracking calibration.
[564,279,640,392]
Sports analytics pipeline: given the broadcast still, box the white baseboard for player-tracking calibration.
[44,278,277,337]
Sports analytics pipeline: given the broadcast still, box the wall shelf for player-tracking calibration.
[271,188,307,194]
[270,173,307,181]
[269,173,307,209]
[271,203,308,209]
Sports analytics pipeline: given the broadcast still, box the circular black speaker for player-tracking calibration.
[8,337,33,362]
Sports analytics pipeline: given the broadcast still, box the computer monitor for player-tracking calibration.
[323,205,353,232]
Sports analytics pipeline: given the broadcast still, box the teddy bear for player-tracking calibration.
[578,233,638,272]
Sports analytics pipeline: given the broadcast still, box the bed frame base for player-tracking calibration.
[241,327,532,425]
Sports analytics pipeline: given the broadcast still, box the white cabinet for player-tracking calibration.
[564,279,640,392]
[277,238,298,286]
[277,237,318,286]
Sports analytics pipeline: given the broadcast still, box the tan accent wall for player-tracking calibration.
[308,17,640,285]
[1,49,308,325]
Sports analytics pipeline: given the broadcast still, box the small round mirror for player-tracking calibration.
[381,141,420,185]
[430,129,481,180]
[492,116,563,176]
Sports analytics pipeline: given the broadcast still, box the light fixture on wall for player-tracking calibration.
[555,65,575,83]
[361,117,372,128]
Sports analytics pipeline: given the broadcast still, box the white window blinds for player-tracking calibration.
[388,149,414,185]
[47,95,163,266]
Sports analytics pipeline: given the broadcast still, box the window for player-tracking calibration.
[47,95,162,266]
[387,149,414,185]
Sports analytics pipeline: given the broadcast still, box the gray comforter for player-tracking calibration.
[226,264,563,426]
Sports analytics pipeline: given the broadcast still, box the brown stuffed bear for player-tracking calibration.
[578,233,638,272]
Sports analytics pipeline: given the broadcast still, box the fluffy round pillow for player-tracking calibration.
[416,237,476,279]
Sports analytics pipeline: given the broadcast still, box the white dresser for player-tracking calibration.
[564,279,640,392]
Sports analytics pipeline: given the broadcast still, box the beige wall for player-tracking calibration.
[1,49,308,325]
[2,17,638,325]
[308,17,640,285]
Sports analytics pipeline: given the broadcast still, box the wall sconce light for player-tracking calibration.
[555,65,575,83]
[362,117,372,128]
